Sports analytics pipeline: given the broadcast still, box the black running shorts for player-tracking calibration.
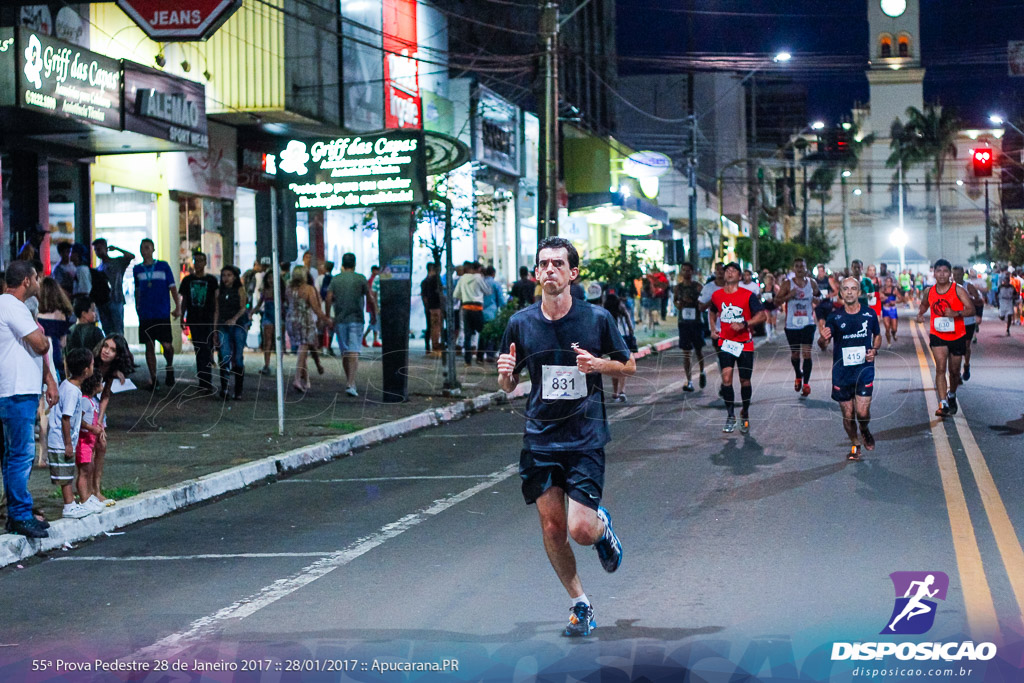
[716,348,754,379]
[784,325,816,348]
[677,322,705,351]
[929,333,967,357]
[520,448,604,511]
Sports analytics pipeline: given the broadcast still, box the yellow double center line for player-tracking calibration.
[911,321,1024,640]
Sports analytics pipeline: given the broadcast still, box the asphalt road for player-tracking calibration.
[2,314,1022,682]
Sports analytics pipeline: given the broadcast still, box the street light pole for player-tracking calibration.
[538,1,559,242]
[749,73,759,271]
[688,114,699,265]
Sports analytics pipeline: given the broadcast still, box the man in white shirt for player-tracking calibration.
[0,261,59,538]
[453,261,489,365]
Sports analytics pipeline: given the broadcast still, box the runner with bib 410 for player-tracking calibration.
[497,237,635,638]
[917,259,974,417]
[708,262,767,434]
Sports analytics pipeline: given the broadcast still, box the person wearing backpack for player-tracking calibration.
[91,238,134,335]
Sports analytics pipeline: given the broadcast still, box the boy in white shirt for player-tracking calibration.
[47,348,95,519]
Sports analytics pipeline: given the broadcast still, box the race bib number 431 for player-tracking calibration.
[542,365,587,400]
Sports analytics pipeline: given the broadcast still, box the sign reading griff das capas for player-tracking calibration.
[277,131,427,210]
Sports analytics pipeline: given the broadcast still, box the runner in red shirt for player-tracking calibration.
[708,262,767,434]
[917,259,974,417]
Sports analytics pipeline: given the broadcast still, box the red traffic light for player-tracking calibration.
[972,148,993,177]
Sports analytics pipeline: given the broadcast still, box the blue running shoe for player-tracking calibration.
[563,602,596,637]
[595,506,622,573]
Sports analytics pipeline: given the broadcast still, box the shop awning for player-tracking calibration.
[569,191,669,225]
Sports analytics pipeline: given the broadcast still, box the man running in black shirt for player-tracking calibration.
[498,236,635,638]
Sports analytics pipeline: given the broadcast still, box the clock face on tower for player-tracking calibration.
[881,0,907,17]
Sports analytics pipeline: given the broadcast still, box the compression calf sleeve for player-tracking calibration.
[721,385,736,416]
[802,358,813,383]
[791,357,802,378]
[741,384,752,412]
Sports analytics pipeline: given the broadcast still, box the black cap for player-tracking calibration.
[724,261,742,272]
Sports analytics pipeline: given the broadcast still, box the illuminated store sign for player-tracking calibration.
[278,131,426,209]
[17,28,121,129]
[383,0,420,129]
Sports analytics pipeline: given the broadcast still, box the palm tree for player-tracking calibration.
[806,123,875,262]
[887,103,962,254]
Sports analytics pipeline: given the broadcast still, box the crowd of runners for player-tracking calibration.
[496,237,1016,638]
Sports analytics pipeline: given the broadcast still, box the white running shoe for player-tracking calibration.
[84,496,106,513]
[63,502,93,519]
[345,385,359,397]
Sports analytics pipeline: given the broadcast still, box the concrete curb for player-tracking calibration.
[0,335,676,568]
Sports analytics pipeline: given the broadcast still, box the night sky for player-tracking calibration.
[616,0,1024,127]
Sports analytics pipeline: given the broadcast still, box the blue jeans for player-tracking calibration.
[219,325,246,372]
[97,301,125,336]
[0,394,41,521]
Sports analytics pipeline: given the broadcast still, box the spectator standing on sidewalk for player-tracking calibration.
[326,253,372,397]
[0,262,59,538]
[481,265,506,361]
[66,298,105,353]
[70,244,92,301]
[453,261,487,365]
[179,252,219,395]
[37,277,73,381]
[53,241,76,298]
[91,238,134,336]
[133,238,180,389]
[76,371,110,508]
[216,265,248,400]
[319,261,337,355]
[287,266,332,393]
[511,266,536,309]
[363,265,382,347]
[255,267,282,376]
[47,348,95,519]
[420,263,442,356]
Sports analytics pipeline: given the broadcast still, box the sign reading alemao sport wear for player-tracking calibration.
[123,62,208,148]
[16,28,122,129]
[116,0,242,41]
[277,131,427,209]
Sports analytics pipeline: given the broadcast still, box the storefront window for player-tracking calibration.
[235,188,257,271]
[93,182,157,334]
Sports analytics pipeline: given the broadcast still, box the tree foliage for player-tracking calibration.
[579,245,647,294]
[736,231,834,273]
[990,215,1024,264]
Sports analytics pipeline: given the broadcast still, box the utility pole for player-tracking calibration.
[537,1,560,242]
[801,162,809,244]
[749,74,759,270]
[984,179,990,259]
[688,114,698,265]
[686,4,698,267]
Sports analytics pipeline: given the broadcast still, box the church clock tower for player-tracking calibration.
[866,0,924,134]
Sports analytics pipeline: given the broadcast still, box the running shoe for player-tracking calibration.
[723,416,737,433]
[739,415,750,434]
[801,383,811,397]
[563,602,596,637]
[699,372,707,389]
[595,507,622,573]
[683,382,695,393]
[62,502,93,519]
[847,445,862,461]
[794,378,802,392]
[935,401,950,417]
[948,393,958,414]
[861,429,875,451]
[962,365,971,382]
[259,366,271,376]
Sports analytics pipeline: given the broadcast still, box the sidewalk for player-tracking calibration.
[1,325,678,565]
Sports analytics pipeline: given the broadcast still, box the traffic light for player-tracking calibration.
[971,148,993,177]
